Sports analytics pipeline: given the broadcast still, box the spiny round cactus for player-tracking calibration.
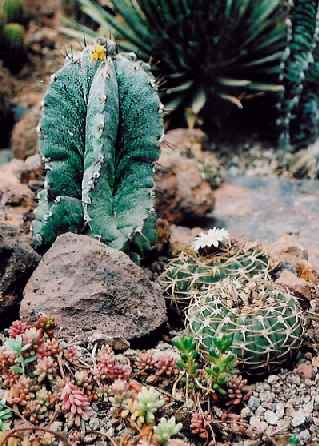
[2,22,24,47]
[186,278,306,375]
[66,0,287,124]
[160,242,270,304]
[33,39,163,260]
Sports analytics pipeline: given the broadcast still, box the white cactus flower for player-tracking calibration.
[192,227,230,252]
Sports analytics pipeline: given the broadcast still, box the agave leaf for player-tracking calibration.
[218,94,244,109]
[67,0,287,124]
[191,88,206,114]
[216,78,252,87]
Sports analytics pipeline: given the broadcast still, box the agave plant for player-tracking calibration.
[64,0,288,125]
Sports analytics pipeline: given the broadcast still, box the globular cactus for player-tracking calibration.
[160,242,269,304]
[0,0,26,71]
[186,278,305,375]
[2,22,24,46]
[33,40,163,260]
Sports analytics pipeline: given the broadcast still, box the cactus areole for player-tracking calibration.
[32,40,163,260]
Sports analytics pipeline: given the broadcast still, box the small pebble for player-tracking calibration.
[292,410,306,428]
[264,410,279,425]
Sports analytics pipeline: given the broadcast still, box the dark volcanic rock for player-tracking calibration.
[0,224,40,321]
[214,176,319,270]
[21,233,167,343]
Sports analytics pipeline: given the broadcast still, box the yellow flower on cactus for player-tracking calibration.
[90,44,106,62]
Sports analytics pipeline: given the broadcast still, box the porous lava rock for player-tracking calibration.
[21,233,167,343]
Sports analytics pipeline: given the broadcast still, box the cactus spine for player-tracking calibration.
[33,40,163,259]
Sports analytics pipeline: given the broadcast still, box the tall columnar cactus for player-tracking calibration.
[187,278,305,375]
[278,0,319,149]
[33,40,163,259]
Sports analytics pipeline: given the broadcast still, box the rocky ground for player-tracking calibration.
[0,4,319,446]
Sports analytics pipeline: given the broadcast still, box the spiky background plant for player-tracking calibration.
[0,0,26,72]
[186,278,305,375]
[33,39,163,260]
[65,0,319,149]
[277,0,319,149]
[63,0,287,126]
[160,242,270,304]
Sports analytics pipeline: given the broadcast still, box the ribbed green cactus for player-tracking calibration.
[187,279,305,375]
[278,0,319,149]
[33,40,163,259]
[160,243,269,304]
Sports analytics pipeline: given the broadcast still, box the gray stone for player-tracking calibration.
[275,403,285,419]
[292,410,306,428]
[299,430,311,444]
[255,406,266,418]
[21,233,167,342]
[248,396,260,411]
[260,390,273,403]
[0,224,40,318]
[264,410,279,425]
[249,416,267,434]
[240,407,252,419]
[267,375,279,384]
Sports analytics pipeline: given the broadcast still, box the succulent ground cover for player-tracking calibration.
[0,316,255,445]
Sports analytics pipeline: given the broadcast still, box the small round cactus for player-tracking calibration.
[2,22,24,47]
[160,242,270,304]
[186,278,306,375]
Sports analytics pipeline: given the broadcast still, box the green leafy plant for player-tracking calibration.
[64,0,287,126]
[64,0,319,150]
[33,39,163,261]
[130,387,164,425]
[0,401,12,432]
[203,336,236,396]
[173,335,199,378]
[288,435,299,446]
[154,417,183,445]
[4,336,36,375]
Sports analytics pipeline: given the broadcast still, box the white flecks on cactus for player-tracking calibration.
[192,227,230,252]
